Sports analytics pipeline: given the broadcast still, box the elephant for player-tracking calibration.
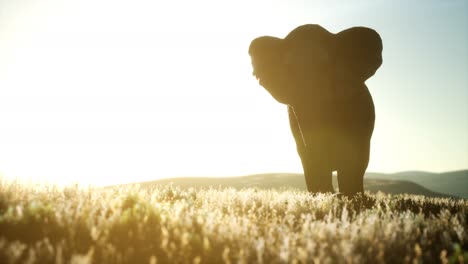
[249,24,383,196]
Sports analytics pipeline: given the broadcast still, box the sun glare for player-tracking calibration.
[2,0,465,186]
[0,0,304,186]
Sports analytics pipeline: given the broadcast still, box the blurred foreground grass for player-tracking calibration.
[0,179,467,263]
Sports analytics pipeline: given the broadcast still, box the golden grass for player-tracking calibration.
[0,179,467,263]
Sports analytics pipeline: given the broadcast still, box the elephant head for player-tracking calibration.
[249,35,292,104]
[249,24,383,105]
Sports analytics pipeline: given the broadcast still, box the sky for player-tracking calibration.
[0,0,466,186]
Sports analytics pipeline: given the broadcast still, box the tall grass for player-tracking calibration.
[0,179,466,263]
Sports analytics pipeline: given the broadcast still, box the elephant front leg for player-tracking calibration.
[302,145,334,193]
[288,107,333,193]
[337,140,370,197]
[288,107,313,191]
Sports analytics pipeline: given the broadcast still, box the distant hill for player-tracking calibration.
[130,173,456,199]
[366,170,468,199]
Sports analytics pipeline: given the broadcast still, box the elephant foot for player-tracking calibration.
[337,166,366,197]
[306,182,334,194]
[331,192,345,199]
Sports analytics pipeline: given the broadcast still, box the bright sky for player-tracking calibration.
[0,0,467,186]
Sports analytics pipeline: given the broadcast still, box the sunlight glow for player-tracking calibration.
[0,0,305,186]
[0,0,466,185]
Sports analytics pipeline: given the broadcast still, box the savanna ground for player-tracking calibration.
[0,179,467,263]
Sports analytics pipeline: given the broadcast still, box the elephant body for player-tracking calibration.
[249,24,382,196]
[288,83,375,194]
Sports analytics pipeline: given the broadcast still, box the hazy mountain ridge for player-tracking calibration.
[130,171,465,199]
[366,170,468,199]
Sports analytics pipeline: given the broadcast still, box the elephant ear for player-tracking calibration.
[335,27,383,83]
[249,36,293,105]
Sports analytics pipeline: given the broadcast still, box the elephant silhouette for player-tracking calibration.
[249,24,383,196]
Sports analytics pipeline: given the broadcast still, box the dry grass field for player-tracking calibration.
[0,179,467,263]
